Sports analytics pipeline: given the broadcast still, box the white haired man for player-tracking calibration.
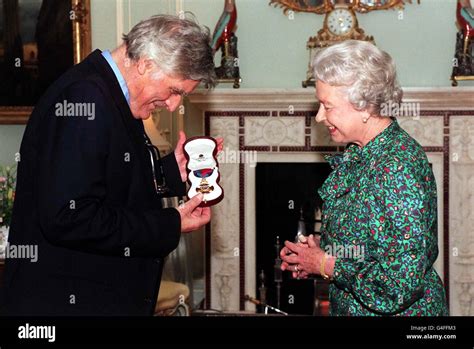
[2,15,218,315]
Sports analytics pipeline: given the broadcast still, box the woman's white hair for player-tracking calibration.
[123,14,216,87]
[312,40,403,115]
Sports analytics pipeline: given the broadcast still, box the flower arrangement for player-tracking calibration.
[0,165,17,228]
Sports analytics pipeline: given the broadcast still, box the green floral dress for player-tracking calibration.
[319,119,448,316]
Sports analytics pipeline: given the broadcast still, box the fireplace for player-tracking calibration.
[255,162,331,315]
[187,88,474,315]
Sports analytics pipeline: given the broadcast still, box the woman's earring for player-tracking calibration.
[362,117,368,123]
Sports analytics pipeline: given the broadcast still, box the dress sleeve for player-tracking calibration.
[332,159,436,314]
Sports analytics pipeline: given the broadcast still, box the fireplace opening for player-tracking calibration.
[256,162,332,315]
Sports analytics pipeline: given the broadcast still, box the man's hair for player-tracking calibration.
[312,40,403,116]
[123,14,216,88]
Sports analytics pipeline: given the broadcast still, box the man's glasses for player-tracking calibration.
[144,134,169,196]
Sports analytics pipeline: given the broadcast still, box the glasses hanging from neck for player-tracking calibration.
[144,134,169,196]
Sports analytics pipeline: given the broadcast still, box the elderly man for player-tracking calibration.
[2,15,216,315]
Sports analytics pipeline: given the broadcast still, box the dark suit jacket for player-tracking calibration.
[1,50,185,315]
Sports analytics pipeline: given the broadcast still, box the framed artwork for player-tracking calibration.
[0,0,91,124]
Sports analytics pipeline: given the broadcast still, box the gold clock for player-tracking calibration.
[305,6,374,87]
[325,7,357,37]
[269,0,421,87]
[311,5,373,48]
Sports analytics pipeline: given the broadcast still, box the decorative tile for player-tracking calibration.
[244,117,305,147]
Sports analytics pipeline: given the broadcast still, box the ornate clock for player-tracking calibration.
[270,0,420,87]
[325,7,357,37]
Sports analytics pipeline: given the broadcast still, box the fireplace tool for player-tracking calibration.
[274,235,283,309]
[295,207,308,243]
[245,295,288,316]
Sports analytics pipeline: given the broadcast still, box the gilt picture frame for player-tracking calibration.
[0,0,91,124]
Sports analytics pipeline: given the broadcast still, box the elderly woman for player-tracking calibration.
[281,40,448,316]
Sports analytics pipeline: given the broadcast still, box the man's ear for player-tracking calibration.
[136,58,155,76]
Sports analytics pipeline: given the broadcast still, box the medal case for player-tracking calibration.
[183,136,224,207]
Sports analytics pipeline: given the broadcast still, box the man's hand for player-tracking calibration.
[176,193,211,233]
[174,131,224,182]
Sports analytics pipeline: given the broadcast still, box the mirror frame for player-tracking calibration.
[269,0,332,14]
[0,0,91,124]
[269,0,415,15]
[354,0,415,13]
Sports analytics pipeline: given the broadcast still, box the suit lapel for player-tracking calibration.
[87,50,155,196]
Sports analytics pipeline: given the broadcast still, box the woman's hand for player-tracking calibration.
[280,234,329,278]
[280,240,310,279]
[280,234,320,272]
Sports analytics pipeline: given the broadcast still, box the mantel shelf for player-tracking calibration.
[188,87,474,111]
